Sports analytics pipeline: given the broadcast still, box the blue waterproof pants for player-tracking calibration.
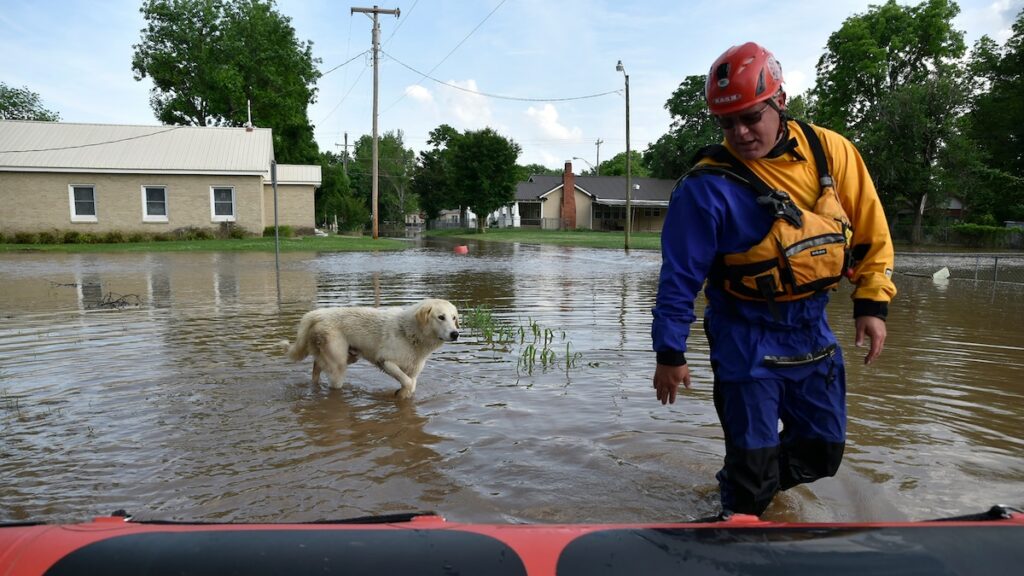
[706,306,847,516]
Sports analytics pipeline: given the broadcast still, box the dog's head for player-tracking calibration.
[415,299,460,342]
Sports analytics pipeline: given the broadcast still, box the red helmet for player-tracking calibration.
[705,42,784,116]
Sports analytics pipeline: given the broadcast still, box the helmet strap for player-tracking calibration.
[766,94,788,144]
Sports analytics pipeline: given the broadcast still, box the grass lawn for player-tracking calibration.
[426,228,662,250]
[0,235,408,253]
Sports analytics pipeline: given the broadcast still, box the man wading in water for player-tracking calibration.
[651,42,897,517]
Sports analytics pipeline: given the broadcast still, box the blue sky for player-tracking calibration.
[2,0,1021,170]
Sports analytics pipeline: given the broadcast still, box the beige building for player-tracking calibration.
[0,120,320,237]
[513,161,676,232]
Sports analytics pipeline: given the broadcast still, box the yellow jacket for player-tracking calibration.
[712,120,897,304]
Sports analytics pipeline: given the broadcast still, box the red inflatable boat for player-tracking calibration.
[1,506,1022,575]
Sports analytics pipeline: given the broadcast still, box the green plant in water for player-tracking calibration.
[1,387,22,417]
[462,305,583,376]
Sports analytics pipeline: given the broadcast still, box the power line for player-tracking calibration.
[382,0,418,46]
[320,49,370,77]
[318,62,369,125]
[383,0,506,112]
[383,51,621,102]
[0,126,185,154]
[424,0,506,77]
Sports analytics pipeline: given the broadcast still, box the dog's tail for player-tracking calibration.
[282,312,315,361]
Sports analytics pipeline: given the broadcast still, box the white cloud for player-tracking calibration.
[524,104,583,142]
[405,85,433,104]
[784,69,809,98]
[441,79,492,128]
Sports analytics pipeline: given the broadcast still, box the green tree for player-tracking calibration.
[642,75,719,179]
[517,163,560,181]
[598,150,649,178]
[860,73,965,242]
[132,0,321,163]
[785,93,811,122]
[812,0,965,139]
[315,151,369,232]
[448,128,522,232]
[350,131,416,227]
[968,9,1024,190]
[812,0,970,243]
[411,124,459,224]
[935,124,1021,224]
[0,83,60,121]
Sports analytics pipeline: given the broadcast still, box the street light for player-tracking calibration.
[572,156,596,174]
[616,60,631,250]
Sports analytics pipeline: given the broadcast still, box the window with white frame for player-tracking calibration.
[210,186,235,222]
[68,185,97,222]
[142,185,168,222]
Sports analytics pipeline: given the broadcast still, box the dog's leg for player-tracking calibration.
[378,360,416,400]
[311,358,322,385]
[409,359,427,380]
[319,333,350,389]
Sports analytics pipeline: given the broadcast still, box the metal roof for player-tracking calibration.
[516,174,677,204]
[0,120,274,175]
[272,164,322,185]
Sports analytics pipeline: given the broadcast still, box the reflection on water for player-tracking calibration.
[0,244,1022,524]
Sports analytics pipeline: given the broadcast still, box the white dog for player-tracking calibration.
[282,299,460,399]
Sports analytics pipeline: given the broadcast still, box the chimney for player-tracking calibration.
[561,160,576,229]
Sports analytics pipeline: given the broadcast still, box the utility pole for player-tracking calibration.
[594,138,603,176]
[352,5,400,239]
[334,132,350,176]
[616,60,631,250]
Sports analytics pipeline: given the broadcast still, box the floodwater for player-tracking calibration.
[1,239,1022,525]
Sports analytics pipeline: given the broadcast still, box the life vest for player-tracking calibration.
[689,120,854,308]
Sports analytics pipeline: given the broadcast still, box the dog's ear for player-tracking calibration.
[416,303,432,327]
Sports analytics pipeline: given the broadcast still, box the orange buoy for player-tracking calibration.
[453,245,469,255]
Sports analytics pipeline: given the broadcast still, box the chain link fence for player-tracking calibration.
[891,225,1024,249]
[896,252,1024,284]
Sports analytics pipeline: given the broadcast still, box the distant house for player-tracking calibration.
[432,208,477,229]
[508,161,676,232]
[0,120,321,237]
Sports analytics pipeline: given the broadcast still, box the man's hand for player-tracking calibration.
[653,363,691,405]
[855,315,887,364]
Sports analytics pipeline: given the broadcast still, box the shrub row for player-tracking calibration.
[950,223,1016,247]
[2,226,251,245]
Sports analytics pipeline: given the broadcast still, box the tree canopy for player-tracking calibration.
[350,130,416,226]
[598,150,649,178]
[449,128,522,232]
[411,124,459,222]
[132,0,321,163]
[517,163,561,181]
[411,125,521,230]
[812,0,965,138]
[642,74,719,179]
[967,7,1024,216]
[0,83,60,121]
[638,0,1024,243]
[315,150,368,232]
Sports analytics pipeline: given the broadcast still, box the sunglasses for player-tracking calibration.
[713,104,772,130]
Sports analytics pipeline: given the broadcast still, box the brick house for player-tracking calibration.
[510,160,676,231]
[0,120,320,237]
